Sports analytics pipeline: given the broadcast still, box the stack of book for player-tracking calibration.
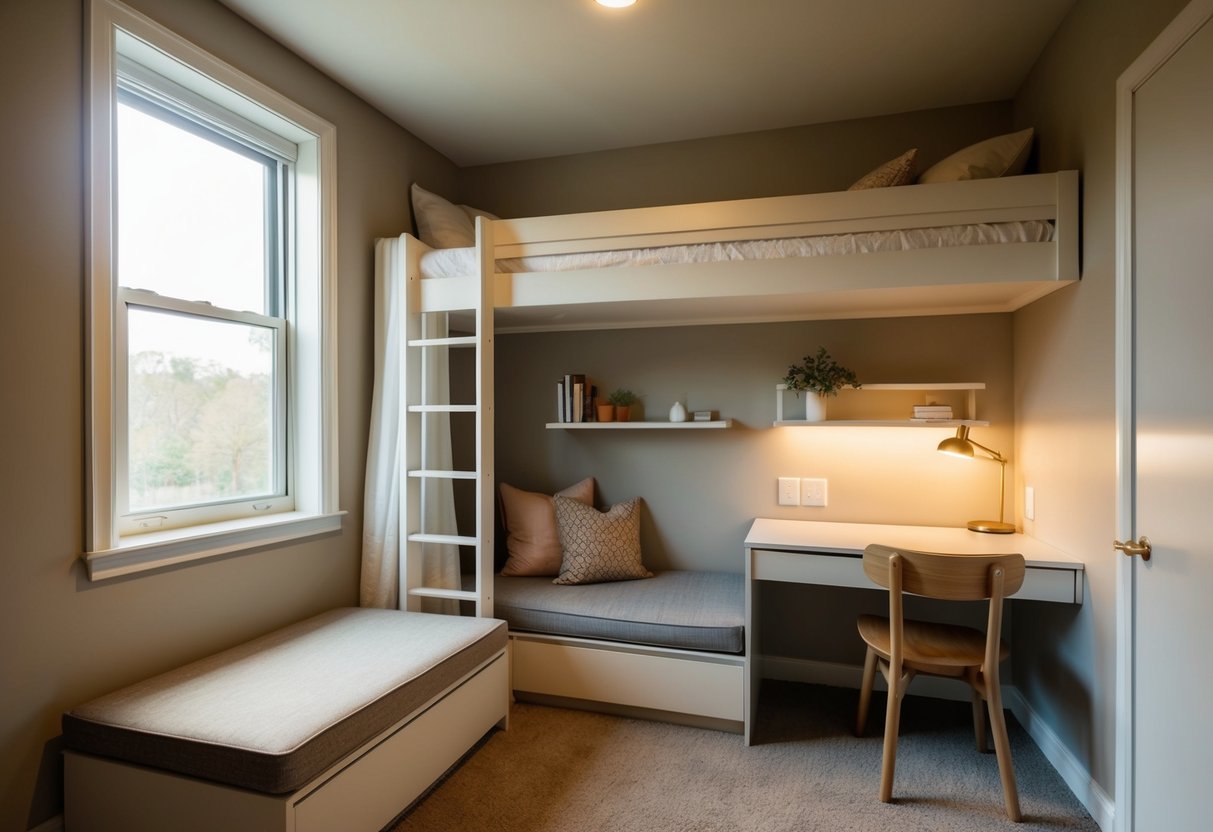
[911,404,954,421]
[555,374,597,423]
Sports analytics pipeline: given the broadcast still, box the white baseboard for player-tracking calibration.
[1006,688,1115,831]
[29,815,63,832]
[760,655,1111,830]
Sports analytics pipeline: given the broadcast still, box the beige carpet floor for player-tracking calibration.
[391,681,1100,832]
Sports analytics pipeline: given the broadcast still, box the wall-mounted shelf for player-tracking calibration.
[547,420,733,430]
[774,382,988,427]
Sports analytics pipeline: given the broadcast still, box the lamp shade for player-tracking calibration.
[937,425,975,458]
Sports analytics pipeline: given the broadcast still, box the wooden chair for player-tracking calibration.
[854,543,1026,822]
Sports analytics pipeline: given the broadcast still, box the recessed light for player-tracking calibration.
[596,0,637,8]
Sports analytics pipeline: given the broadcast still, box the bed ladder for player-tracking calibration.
[399,219,494,618]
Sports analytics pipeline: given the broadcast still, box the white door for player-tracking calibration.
[1116,3,1213,830]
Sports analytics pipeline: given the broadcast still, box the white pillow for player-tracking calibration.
[460,204,499,225]
[410,183,474,248]
[917,128,1035,184]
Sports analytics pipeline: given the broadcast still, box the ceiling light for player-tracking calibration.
[596,0,637,8]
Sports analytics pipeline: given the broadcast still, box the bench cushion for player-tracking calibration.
[62,608,506,794]
[495,570,744,653]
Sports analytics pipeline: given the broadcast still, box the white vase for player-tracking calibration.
[669,401,688,422]
[803,394,827,422]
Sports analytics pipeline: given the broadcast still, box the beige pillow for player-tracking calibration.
[917,128,1034,184]
[848,148,918,191]
[499,478,595,577]
[553,496,653,586]
[411,183,499,248]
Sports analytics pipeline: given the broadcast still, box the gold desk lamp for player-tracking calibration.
[937,425,1015,534]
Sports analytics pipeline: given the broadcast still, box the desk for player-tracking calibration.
[742,519,1084,744]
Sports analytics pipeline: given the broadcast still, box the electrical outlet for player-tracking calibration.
[1024,486,1035,520]
[777,477,800,506]
[801,478,828,507]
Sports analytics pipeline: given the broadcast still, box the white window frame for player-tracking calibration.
[85,0,342,580]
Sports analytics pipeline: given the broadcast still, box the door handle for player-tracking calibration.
[1113,536,1152,561]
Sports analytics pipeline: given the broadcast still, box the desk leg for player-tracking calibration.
[744,546,760,746]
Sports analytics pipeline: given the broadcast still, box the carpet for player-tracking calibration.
[391,681,1100,832]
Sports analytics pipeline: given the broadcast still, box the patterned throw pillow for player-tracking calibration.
[847,148,918,191]
[552,496,653,585]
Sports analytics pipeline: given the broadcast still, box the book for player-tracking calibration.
[912,405,953,419]
[556,380,565,423]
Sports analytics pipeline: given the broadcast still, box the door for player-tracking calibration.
[1117,3,1213,830]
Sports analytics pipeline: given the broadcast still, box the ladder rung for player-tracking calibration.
[407,587,479,601]
[408,404,477,413]
[408,533,477,546]
[407,336,478,348]
[408,469,478,480]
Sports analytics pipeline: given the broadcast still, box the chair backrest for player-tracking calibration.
[862,544,1026,601]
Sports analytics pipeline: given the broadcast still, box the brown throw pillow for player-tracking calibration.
[499,478,594,576]
[847,148,918,191]
[552,496,653,586]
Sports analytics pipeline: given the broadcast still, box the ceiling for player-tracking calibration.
[218,0,1077,167]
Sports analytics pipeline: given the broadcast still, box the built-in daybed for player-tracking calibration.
[380,170,1079,730]
[63,609,508,832]
[498,571,746,730]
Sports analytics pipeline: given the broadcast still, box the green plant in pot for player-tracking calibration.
[606,388,639,422]
[782,347,860,422]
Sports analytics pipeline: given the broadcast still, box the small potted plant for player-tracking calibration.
[606,389,639,422]
[781,347,860,422]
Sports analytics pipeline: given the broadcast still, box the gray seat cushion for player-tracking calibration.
[62,608,506,794]
[495,570,744,653]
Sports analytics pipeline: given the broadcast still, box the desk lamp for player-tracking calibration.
[937,425,1015,534]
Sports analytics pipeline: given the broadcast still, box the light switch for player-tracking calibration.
[778,477,800,506]
[801,478,828,507]
[1024,486,1035,520]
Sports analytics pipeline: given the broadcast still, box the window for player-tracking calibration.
[87,0,341,579]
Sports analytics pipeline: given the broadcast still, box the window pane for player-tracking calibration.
[117,101,270,314]
[127,307,276,513]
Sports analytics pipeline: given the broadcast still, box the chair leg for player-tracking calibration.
[879,671,903,803]
[856,646,877,736]
[985,686,1022,822]
[971,686,988,753]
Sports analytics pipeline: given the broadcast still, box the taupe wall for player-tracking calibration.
[0,0,455,827]
[1009,0,1190,801]
[497,316,1016,660]
[461,101,1012,215]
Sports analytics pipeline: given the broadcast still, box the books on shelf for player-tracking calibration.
[911,404,953,420]
[555,374,597,423]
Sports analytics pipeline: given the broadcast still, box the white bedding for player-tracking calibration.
[418,220,1054,280]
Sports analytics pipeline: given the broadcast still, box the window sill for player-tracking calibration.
[83,510,346,581]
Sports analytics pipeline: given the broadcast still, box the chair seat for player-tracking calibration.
[857,613,1008,671]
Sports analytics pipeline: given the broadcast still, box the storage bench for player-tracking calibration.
[62,608,508,832]
[495,571,745,730]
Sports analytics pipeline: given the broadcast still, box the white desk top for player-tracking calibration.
[745,518,1082,572]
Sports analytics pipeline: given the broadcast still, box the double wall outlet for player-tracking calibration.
[777,477,828,507]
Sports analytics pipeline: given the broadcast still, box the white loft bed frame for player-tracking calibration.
[390,170,1079,721]
[417,170,1078,333]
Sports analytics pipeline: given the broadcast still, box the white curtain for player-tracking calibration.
[361,236,460,611]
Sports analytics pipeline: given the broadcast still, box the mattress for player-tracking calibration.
[495,570,745,654]
[61,608,507,794]
[418,220,1054,279]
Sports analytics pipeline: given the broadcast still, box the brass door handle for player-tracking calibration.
[1113,536,1152,561]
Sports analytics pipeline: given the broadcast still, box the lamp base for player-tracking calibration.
[967,519,1016,534]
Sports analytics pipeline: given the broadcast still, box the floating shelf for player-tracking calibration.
[546,420,733,430]
[774,382,987,427]
[772,419,989,428]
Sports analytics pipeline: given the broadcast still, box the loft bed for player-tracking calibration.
[368,169,1079,727]
[408,170,1078,332]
